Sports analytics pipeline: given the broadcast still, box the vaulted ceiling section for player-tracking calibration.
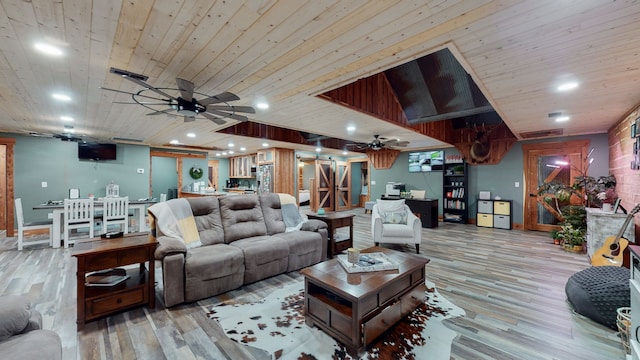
[318,48,518,165]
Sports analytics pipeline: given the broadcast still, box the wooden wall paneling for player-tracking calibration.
[608,106,640,242]
[366,148,399,169]
[274,148,295,195]
[1,139,15,236]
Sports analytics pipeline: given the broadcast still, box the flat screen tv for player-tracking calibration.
[408,150,444,172]
[78,142,117,161]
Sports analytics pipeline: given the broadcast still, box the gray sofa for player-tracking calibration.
[150,193,328,307]
[0,295,62,360]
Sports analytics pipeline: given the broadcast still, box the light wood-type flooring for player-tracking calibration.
[0,208,627,359]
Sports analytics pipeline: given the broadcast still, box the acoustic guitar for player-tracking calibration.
[591,204,640,267]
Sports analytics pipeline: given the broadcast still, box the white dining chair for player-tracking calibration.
[63,198,95,247]
[15,198,53,250]
[102,196,129,234]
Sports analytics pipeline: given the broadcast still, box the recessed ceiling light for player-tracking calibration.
[557,81,579,92]
[170,139,179,145]
[215,153,221,157]
[256,102,269,110]
[346,125,356,132]
[240,147,246,151]
[186,132,196,138]
[555,116,570,122]
[34,42,63,56]
[60,116,74,122]
[228,143,235,147]
[262,142,269,147]
[342,150,348,155]
[228,150,235,154]
[222,152,228,155]
[52,93,71,101]
[315,147,322,152]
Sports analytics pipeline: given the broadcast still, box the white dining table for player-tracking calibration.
[33,199,157,248]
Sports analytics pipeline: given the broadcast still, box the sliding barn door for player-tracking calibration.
[315,159,333,210]
[335,160,350,211]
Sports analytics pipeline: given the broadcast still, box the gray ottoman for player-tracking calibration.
[565,266,630,329]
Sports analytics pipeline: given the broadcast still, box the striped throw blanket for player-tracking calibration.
[148,199,201,249]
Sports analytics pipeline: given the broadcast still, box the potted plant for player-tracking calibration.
[452,165,465,174]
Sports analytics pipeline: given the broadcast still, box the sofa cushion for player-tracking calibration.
[0,295,31,341]
[272,231,322,271]
[381,223,415,237]
[0,330,62,360]
[187,197,225,246]
[259,194,286,234]
[229,235,289,283]
[376,199,405,212]
[219,194,268,243]
[184,244,245,302]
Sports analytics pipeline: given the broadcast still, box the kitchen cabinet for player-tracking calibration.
[229,154,256,178]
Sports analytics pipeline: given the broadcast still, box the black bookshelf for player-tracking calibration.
[442,160,468,223]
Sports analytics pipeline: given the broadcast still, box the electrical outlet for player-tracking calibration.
[41,181,47,188]
[371,180,376,185]
[137,168,144,174]
[515,182,520,188]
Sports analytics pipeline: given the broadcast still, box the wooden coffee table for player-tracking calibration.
[300,247,430,356]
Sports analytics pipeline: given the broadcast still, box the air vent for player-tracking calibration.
[519,129,563,139]
[111,136,144,143]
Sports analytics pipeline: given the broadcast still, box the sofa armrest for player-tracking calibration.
[0,295,34,341]
[154,236,187,260]
[24,309,42,333]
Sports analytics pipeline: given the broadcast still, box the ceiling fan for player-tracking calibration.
[101,67,256,125]
[348,134,409,151]
[25,130,86,142]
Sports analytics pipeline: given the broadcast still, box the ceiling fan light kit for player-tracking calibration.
[103,67,255,125]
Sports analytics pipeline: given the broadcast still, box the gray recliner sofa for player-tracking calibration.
[150,193,328,307]
[0,295,62,360]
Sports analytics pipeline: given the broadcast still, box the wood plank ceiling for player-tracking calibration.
[0,1,638,159]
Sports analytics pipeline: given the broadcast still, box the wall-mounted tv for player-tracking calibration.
[408,150,444,172]
[78,142,117,161]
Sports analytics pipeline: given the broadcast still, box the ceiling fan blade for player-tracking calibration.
[184,116,196,123]
[120,76,177,100]
[147,109,174,116]
[206,109,249,122]
[393,141,410,147]
[115,101,167,105]
[206,105,256,114]
[198,92,240,105]
[176,78,195,100]
[100,87,137,96]
[201,112,227,125]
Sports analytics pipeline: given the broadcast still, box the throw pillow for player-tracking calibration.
[381,210,408,225]
[376,199,405,212]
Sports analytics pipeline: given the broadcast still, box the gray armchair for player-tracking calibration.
[0,295,62,360]
[371,200,422,253]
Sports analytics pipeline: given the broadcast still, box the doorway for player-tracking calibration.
[523,140,590,231]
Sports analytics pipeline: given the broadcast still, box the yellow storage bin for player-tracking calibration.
[494,201,511,215]
[477,213,493,227]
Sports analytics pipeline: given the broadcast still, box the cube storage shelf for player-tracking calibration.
[476,199,512,229]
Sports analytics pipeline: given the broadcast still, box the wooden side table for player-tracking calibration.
[306,212,355,258]
[72,233,157,329]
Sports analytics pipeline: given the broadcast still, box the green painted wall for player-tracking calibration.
[10,134,150,223]
[370,134,610,224]
[151,156,177,199]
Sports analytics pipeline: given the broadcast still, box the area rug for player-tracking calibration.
[207,279,464,360]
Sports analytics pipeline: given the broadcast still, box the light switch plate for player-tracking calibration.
[137,168,144,174]
[515,182,520,188]
[41,181,47,188]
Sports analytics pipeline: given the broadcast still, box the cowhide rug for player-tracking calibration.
[207,279,464,360]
